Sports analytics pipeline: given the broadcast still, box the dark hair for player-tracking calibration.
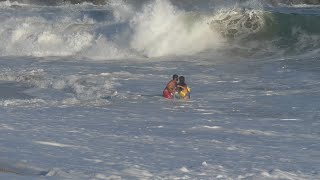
[178,76,187,87]
[179,76,185,83]
[173,74,178,80]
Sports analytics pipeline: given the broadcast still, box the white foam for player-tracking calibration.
[0,124,14,130]
[261,169,310,180]
[95,174,121,180]
[0,68,120,106]
[106,0,135,22]
[280,118,300,121]
[0,0,27,7]
[209,7,268,40]
[122,166,153,179]
[0,99,48,107]
[0,7,135,60]
[291,4,320,8]
[0,15,94,57]
[203,126,221,129]
[82,35,133,60]
[237,129,277,136]
[34,141,79,148]
[190,125,222,131]
[130,0,223,57]
[180,167,190,173]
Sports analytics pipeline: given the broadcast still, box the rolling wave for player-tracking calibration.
[0,0,319,59]
[210,7,320,56]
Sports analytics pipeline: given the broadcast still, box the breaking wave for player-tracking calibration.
[0,0,319,59]
[209,6,320,56]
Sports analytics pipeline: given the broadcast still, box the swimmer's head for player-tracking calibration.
[173,74,178,81]
[179,76,185,83]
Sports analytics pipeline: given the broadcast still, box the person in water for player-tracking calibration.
[163,74,179,99]
[177,76,190,100]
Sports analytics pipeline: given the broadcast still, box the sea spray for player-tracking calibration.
[0,0,319,59]
[130,0,224,57]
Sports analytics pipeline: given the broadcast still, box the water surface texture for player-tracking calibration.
[0,0,319,179]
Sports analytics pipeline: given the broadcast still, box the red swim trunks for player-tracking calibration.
[163,89,173,99]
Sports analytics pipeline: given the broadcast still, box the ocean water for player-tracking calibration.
[0,0,319,179]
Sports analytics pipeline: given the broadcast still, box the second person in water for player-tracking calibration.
[163,74,190,100]
[176,76,190,100]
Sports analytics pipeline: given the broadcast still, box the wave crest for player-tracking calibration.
[210,8,269,40]
[0,0,319,59]
[130,0,224,57]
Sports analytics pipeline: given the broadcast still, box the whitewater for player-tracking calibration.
[0,0,319,179]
